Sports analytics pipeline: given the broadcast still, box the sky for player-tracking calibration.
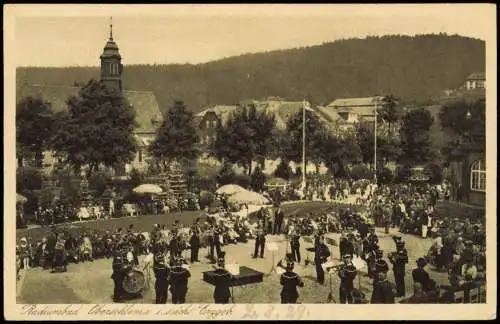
[9,4,495,67]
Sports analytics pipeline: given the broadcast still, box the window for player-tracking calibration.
[470,160,486,192]
[138,150,143,163]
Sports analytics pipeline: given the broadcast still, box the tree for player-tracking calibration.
[16,96,56,168]
[51,79,137,178]
[399,108,435,166]
[320,133,362,177]
[355,122,375,164]
[285,109,327,166]
[379,95,403,137]
[149,100,199,168]
[211,104,276,175]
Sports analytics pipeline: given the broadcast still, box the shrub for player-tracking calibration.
[350,164,371,180]
[377,167,395,184]
[395,165,412,183]
[214,162,251,188]
[250,166,267,192]
[129,168,144,188]
[426,163,443,184]
[89,170,112,197]
[274,159,292,180]
[16,167,42,192]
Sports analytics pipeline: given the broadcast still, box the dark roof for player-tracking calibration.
[18,84,162,133]
[465,72,485,81]
[100,37,121,60]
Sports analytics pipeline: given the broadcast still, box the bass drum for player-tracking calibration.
[122,269,145,295]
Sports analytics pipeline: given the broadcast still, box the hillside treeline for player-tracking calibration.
[17,34,485,114]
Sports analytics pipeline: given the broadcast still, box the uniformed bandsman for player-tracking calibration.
[169,257,191,304]
[279,253,304,304]
[189,229,200,263]
[111,251,127,302]
[153,251,170,304]
[374,249,389,282]
[253,222,266,259]
[314,236,331,285]
[212,252,232,304]
[290,229,301,263]
[338,254,358,304]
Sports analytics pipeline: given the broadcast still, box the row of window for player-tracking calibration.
[200,135,215,145]
[101,63,120,75]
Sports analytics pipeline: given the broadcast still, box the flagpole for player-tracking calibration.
[373,98,378,184]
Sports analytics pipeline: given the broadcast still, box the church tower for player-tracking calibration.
[100,17,123,92]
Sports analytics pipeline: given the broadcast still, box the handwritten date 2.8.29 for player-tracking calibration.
[241,305,309,320]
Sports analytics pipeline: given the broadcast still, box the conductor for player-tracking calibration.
[212,252,232,304]
[279,253,304,304]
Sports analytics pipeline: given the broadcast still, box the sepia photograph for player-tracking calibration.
[4,3,496,320]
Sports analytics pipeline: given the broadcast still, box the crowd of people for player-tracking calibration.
[16,177,486,304]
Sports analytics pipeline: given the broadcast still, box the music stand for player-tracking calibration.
[302,236,314,266]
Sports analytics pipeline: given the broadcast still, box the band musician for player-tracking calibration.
[314,236,331,285]
[389,236,409,297]
[153,251,170,304]
[338,254,358,304]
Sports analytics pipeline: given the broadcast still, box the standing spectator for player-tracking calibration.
[274,206,284,235]
[370,272,395,304]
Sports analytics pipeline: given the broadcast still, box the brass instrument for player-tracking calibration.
[388,251,397,263]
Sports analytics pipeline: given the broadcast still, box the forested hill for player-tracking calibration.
[17,34,485,114]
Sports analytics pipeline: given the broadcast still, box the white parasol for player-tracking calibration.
[215,184,246,196]
[264,177,288,188]
[133,184,163,194]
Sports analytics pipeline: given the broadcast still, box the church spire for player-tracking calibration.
[109,16,113,40]
[100,17,122,92]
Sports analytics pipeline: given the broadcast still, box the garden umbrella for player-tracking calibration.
[133,184,163,194]
[215,184,246,196]
[228,190,270,205]
[265,177,288,187]
[16,193,28,204]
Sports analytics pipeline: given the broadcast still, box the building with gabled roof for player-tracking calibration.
[194,99,341,149]
[464,72,485,90]
[326,96,384,123]
[17,21,163,175]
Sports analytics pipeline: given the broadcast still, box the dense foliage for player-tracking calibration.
[16,96,56,168]
[51,80,138,177]
[17,34,485,113]
[439,98,486,163]
[211,104,276,175]
[149,100,200,168]
[399,108,436,166]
